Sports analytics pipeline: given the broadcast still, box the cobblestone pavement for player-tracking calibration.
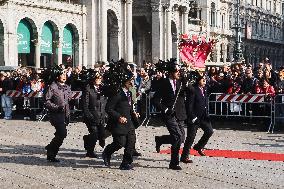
[0,120,283,189]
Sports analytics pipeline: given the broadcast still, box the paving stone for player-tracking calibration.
[0,120,283,189]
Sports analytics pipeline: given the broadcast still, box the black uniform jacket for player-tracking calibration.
[82,84,107,125]
[105,90,139,135]
[153,78,187,121]
[186,85,208,122]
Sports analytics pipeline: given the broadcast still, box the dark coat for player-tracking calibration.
[82,84,107,125]
[153,78,187,121]
[45,82,71,126]
[105,90,139,135]
[1,78,14,94]
[186,85,208,122]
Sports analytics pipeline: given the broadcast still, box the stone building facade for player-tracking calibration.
[191,0,284,68]
[0,0,283,68]
[0,0,85,67]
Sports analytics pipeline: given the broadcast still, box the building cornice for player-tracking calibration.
[6,0,84,15]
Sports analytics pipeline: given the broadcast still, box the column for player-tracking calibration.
[35,39,41,68]
[216,43,221,63]
[151,3,164,61]
[57,40,62,65]
[82,5,87,67]
[100,0,107,63]
[223,44,228,63]
[85,0,95,67]
[165,5,172,60]
[182,7,189,34]
[126,0,133,63]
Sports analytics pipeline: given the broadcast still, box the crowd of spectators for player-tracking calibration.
[0,58,283,120]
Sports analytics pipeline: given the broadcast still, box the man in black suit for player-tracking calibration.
[181,72,214,162]
[102,72,140,170]
[82,70,107,158]
[153,61,187,170]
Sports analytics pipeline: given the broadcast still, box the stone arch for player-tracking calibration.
[133,16,151,66]
[38,20,60,67]
[62,23,80,67]
[17,17,38,66]
[107,9,119,62]
[0,19,4,66]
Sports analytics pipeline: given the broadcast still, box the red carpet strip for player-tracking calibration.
[159,148,284,162]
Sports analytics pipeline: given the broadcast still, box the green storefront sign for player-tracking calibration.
[41,22,53,54]
[62,25,73,55]
[17,20,31,54]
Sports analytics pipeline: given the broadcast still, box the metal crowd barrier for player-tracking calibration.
[137,91,161,127]
[208,93,274,133]
[272,94,284,133]
[6,90,82,121]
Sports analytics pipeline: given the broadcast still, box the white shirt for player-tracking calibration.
[169,78,177,94]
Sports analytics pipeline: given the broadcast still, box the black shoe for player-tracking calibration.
[102,151,111,167]
[132,150,142,157]
[193,146,206,156]
[155,136,161,153]
[86,151,98,158]
[119,164,134,170]
[169,164,182,170]
[47,156,60,163]
[180,157,193,164]
[99,140,105,148]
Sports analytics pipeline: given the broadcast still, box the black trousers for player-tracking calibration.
[84,118,107,152]
[181,119,213,158]
[156,116,185,166]
[83,122,98,152]
[46,123,67,158]
[104,129,136,166]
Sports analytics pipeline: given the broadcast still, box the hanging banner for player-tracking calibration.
[62,25,73,55]
[179,34,216,68]
[17,20,31,54]
[41,22,53,54]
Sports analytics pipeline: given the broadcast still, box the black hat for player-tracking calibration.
[154,58,180,73]
[42,65,64,85]
[166,58,180,73]
[155,60,167,72]
[80,69,100,83]
[102,59,133,97]
[187,70,203,85]
[51,65,64,78]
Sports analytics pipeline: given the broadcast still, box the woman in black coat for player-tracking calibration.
[82,71,107,158]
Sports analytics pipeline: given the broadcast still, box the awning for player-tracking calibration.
[62,25,73,55]
[41,22,53,54]
[17,20,31,54]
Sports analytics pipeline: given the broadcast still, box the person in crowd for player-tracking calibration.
[102,65,140,170]
[181,71,214,161]
[255,79,276,97]
[241,68,256,94]
[0,72,14,119]
[44,66,71,162]
[263,66,278,89]
[277,67,284,94]
[153,59,187,170]
[227,70,242,94]
[82,70,107,158]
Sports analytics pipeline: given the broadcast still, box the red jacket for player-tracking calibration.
[255,85,275,97]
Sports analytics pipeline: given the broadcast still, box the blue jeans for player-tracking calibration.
[1,94,13,118]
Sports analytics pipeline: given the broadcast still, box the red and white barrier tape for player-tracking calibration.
[216,94,265,103]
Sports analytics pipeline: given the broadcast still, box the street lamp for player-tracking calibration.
[231,0,244,63]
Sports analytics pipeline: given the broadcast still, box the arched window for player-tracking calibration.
[221,14,226,29]
[210,3,216,27]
